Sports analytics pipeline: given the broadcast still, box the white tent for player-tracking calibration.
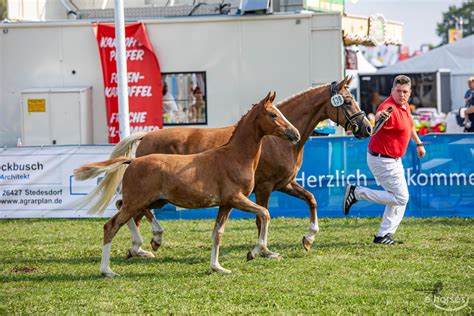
[377,35,474,109]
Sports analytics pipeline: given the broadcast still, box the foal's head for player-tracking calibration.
[325,76,372,138]
[258,91,300,144]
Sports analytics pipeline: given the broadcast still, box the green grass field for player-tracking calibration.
[0,217,472,314]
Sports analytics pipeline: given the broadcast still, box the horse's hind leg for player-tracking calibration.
[279,180,319,251]
[124,200,167,257]
[101,209,134,277]
[126,217,155,258]
[210,206,232,274]
[118,200,153,258]
[147,200,167,251]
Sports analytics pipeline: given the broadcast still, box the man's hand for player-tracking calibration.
[417,146,426,158]
[375,109,391,121]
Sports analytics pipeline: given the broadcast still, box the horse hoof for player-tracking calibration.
[247,251,256,261]
[262,251,282,260]
[302,236,313,251]
[211,266,232,274]
[150,239,161,251]
[139,250,155,258]
[126,249,155,258]
[101,270,120,278]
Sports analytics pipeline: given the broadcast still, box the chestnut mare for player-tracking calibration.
[108,76,372,258]
[74,92,300,276]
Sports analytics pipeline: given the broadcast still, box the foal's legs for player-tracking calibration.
[118,199,152,258]
[126,218,155,258]
[210,206,232,273]
[230,193,274,261]
[149,217,165,252]
[279,179,319,251]
[124,200,167,257]
[254,185,281,259]
[101,209,134,277]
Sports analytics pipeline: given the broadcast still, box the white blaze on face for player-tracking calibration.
[273,105,293,129]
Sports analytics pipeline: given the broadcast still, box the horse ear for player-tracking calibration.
[269,91,276,103]
[263,91,272,104]
[337,75,351,90]
[345,75,353,85]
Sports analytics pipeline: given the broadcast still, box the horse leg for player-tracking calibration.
[255,185,281,259]
[124,200,167,257]
[126,217,155,258]
[210,206,232,274]
[101,209,134,277]
[230,193,276,261]
[279,179,319,251]
[147,200,167,251]
[119,198,152,258]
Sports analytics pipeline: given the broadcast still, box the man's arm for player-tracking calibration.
[465,95,473,105]
[411,126,426,158]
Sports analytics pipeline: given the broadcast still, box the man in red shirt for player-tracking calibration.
[343,75,426,245]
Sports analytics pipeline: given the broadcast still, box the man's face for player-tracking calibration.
[391,83,411,105]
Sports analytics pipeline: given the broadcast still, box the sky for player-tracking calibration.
[345,0,467,53]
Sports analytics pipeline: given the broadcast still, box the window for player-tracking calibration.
[162,72,207,125]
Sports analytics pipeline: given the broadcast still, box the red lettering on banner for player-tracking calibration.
[94,22,163,144]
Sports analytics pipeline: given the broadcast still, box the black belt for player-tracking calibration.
[368,150,398,159]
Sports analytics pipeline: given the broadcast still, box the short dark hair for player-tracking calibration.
[393,75,411,87]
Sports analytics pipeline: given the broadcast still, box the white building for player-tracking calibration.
[0,0,403,146]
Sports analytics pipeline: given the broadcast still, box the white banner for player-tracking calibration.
[0,146,118,218]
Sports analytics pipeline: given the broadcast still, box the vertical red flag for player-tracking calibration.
[94,22,162,143]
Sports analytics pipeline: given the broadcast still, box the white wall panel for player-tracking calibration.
[310,13,344,85]
[1,26,63,145]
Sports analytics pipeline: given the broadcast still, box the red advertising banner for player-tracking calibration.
[94,22,162,143]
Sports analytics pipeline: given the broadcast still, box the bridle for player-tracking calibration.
[330,81,366,133]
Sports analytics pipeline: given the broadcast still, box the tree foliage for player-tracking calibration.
[436,1,474,44]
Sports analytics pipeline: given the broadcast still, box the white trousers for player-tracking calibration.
[354,153,409,237]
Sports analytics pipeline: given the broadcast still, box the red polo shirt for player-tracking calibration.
[368,96,413,158]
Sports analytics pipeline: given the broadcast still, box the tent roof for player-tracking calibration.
[356,50,377,73]
[377,35,474,75]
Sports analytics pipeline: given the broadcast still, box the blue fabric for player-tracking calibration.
[154,134,474,220]
[465,89,474,106]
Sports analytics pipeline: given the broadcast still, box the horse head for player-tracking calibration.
[259,91,301,144]
[326,76,372,139]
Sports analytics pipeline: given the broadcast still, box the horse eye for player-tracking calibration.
[270,113,278,118]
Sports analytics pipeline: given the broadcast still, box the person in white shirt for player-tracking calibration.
[162,81,178,123]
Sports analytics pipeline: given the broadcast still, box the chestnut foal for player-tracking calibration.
[74,91,300,276]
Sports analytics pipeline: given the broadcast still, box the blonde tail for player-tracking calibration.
[110,132,147,159]
[73,157,132,215]
[108,132,146,198]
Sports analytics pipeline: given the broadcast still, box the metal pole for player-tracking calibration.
[114,0,130,139]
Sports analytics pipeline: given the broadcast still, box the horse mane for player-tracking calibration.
[223,101,262,146]
[276,83,330,109]
[221,82,336,147]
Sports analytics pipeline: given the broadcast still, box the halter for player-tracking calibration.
[330,81,366,133]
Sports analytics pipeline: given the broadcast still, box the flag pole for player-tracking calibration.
[114,0,130,139]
